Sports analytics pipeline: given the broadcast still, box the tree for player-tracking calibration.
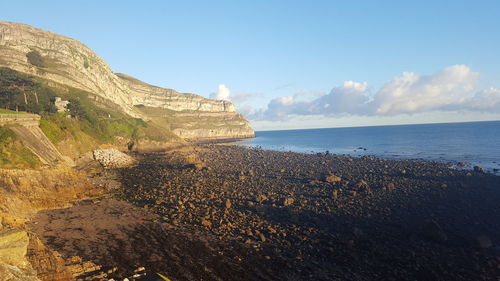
[66,99,85,119]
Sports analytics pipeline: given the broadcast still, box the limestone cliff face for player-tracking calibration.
[0,21,136,117]
[116,73,236,112]
[0,21,254,140]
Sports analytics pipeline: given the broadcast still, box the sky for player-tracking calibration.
[1,0,500,130]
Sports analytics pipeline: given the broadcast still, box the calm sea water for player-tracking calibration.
[237,121,500,175]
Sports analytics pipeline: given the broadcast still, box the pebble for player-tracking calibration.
[331,190,338,200]
[259,233,266,242]
[256,194,267,203]
[225,199,232,209]
[201,219,212,228]
[283,197,294,206]
[325,174,341,183]
[385,183,396,191]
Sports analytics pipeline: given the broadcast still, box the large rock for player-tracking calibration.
[0,228,40,281]
[0,229,30,269]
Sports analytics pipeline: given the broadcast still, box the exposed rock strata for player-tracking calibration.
[0,21,254,140]
[117,73,235,112]
[0,167,101,222]
[0,21,135,117]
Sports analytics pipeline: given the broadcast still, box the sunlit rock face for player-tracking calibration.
[117,73,236,113]
[0,21,254,140]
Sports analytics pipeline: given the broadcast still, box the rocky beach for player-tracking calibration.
[0,16,499,281]
[27,144,500,281]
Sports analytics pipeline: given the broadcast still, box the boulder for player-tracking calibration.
[0,229,30,269]
[473,166,484,173]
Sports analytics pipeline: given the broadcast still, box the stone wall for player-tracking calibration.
[0,113,40,126]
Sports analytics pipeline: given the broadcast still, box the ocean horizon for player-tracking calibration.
[237,120,500,175]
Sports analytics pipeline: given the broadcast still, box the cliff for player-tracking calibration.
[0,21,254,141]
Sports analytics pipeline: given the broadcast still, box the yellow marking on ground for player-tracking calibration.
[157,273,172,281]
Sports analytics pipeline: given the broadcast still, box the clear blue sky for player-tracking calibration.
[2,0,500,130]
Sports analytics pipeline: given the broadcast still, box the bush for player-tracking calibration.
[39,119,64,143]
[83,58,89,69]
[26,50,46,67]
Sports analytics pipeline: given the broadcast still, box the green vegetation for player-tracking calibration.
[83,58,89,69]
[0,126,41,168]
[0,67,180,166]
[26,50,46,67]
[0,67,57,113]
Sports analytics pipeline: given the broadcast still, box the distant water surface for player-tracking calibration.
[237,121,500,174]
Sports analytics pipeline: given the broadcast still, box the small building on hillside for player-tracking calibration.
[54,97,70,112]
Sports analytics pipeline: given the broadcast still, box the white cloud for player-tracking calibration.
[464,87,500,112]
[278,96,294,105]
[371,65,477,115]
[343,80,368,92]
[251,80,370,120]
[210,84,230,100]
[251,65,498,121]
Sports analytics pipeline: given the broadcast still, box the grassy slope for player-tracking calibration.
[0,67,180,166]
[0,126,42,168]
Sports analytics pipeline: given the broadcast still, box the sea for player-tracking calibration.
[236,120,500,175]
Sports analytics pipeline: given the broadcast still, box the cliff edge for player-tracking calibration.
[0,21,254,141]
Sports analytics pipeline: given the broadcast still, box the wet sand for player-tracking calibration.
[28,144,500,280]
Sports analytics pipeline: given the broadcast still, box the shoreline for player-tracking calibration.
[27,144,500,280]
[231,142,500,176]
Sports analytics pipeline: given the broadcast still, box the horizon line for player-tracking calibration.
[254,119,500,132]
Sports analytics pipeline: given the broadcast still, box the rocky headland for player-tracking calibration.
[0,20,254,280]
[0,21,254,141]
